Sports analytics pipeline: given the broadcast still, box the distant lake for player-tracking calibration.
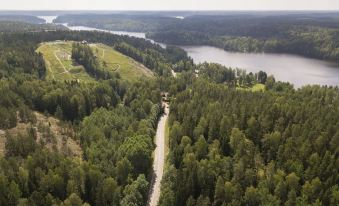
[65,24,146,38]
[38,16,339,87]
[38,16,57,24]
[181,46,339,87]
[65,24,167,48]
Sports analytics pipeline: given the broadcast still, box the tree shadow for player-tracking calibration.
[147,168,158,206]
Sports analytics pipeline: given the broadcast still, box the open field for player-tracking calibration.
[37,41,94,82]
[237,83,266,92]
[91,43,153,82]
[37,41,153,82]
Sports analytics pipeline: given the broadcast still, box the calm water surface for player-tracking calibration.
[38,16,57,24]
[181,46,339,87]
[65,24,166,48]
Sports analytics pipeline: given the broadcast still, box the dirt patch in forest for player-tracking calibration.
[0,112,82,158]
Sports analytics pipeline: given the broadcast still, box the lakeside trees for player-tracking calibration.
[149,26,339,61]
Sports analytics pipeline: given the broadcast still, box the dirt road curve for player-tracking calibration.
[171,69,177,77]
[147,102,169,206]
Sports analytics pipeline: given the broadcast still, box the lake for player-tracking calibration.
[38,16,57,24]
[181,46,339,87]
[38,16,339,87]
[65,24,166,48]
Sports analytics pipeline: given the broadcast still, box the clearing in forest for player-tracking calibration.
[37,41,153,82]
[37,41,93,82]
[91,43,153,82]
[237,83,266,92]
[0,112,82,159]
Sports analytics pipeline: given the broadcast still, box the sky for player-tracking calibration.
[0,0,339,10]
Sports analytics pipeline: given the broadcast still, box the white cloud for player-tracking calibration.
[1,0,339,10]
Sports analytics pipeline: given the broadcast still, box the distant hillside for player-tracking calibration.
[0,15,44,24]
[0,21,68,32]
[55,14,176,32]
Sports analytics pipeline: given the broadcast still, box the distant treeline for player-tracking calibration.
[55,14,173,32]
[0,15,45,24]
[0,21,68,33]
[147,15,339,61]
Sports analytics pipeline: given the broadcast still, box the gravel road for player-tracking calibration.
[147,102,169,206]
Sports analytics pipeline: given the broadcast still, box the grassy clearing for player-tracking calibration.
[37,41,153,83]
[37,41,94,82]
[237,83,266,92]
[91,43,153,82]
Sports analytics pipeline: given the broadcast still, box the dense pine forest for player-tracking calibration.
[0,17,338,206]
[159,74,339,205]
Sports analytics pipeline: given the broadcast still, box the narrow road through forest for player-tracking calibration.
[147,101,169,206]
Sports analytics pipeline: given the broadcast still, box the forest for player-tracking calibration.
[0,19,338,206]
[159,69,339,206]
[71,42,112,79]
[0,21,67,32]
[0,28,188,206]
[147,14,339,61]
[0,15,45,24]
